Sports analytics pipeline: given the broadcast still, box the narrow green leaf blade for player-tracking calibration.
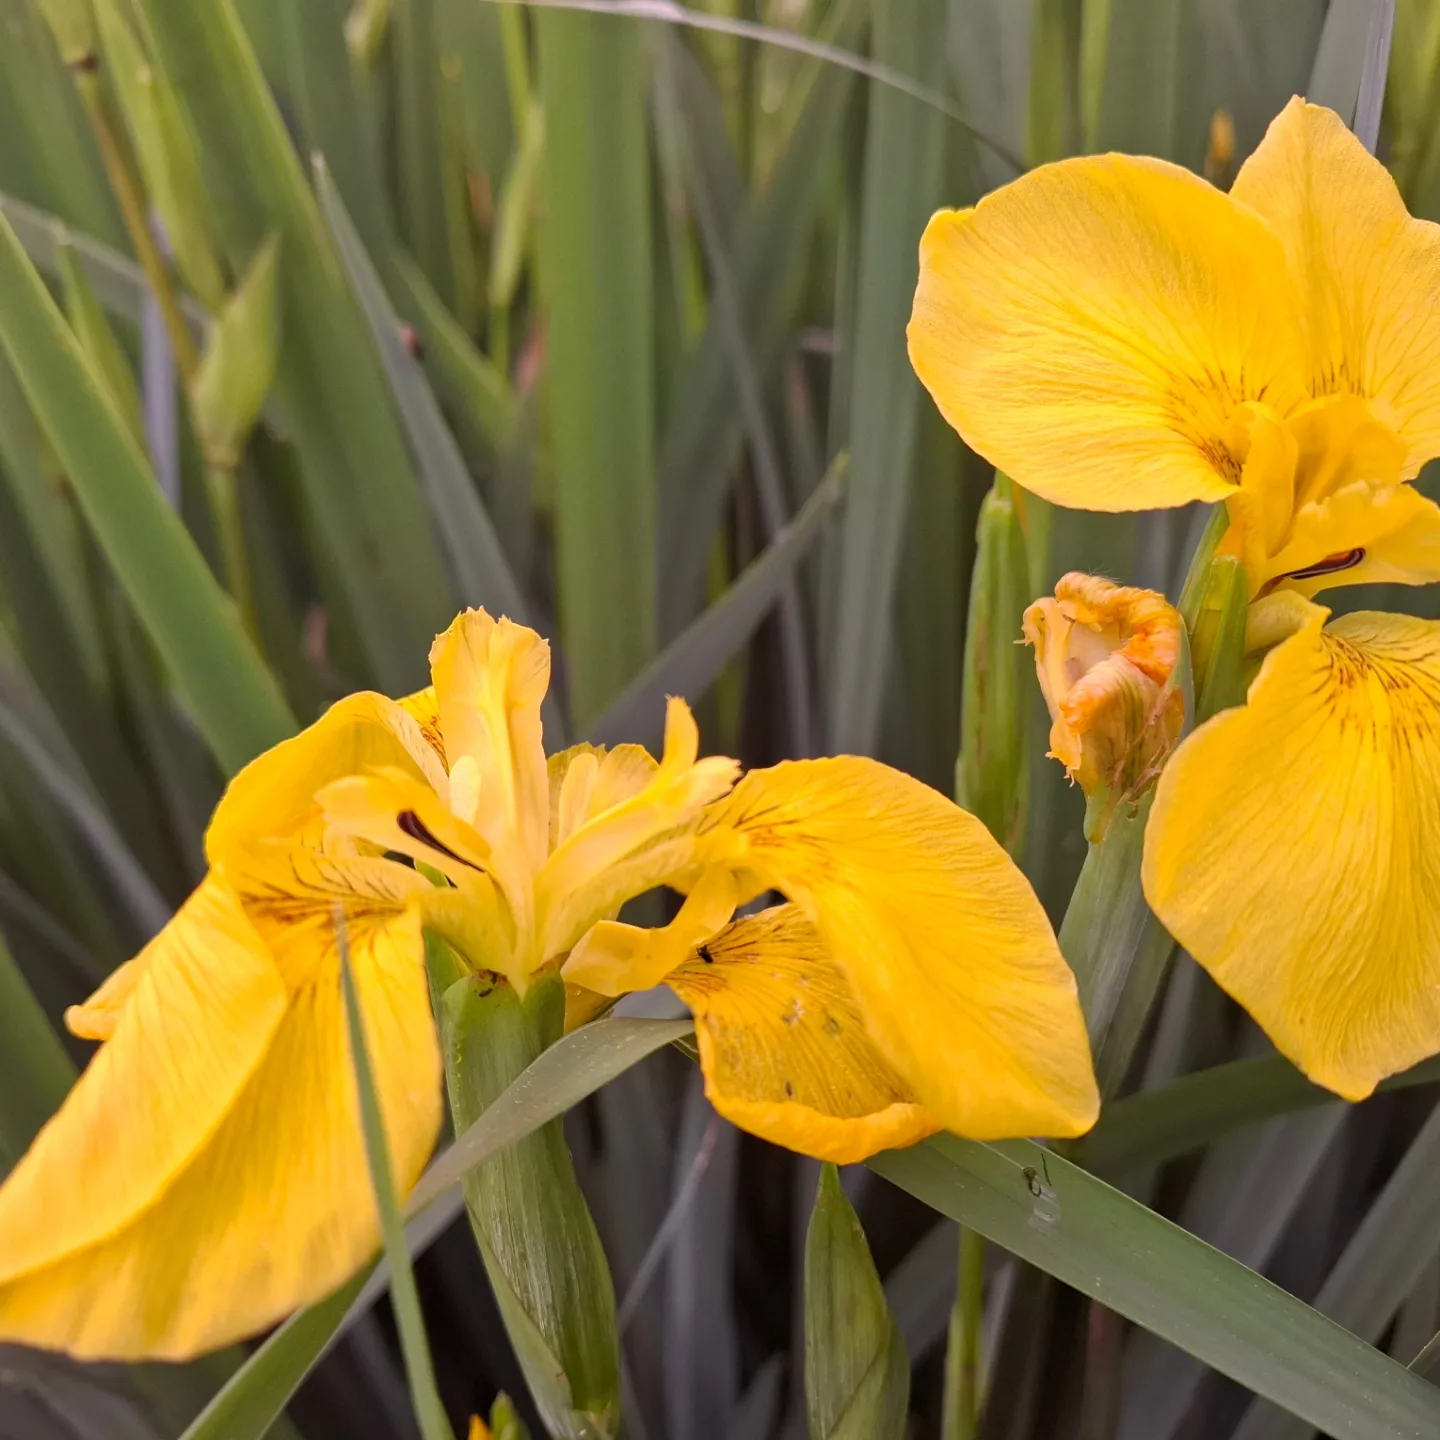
[136,0,458,691]
[1309,0,1389,132]
[1081,1054,1440,1178]
[178,1271,369,1440]
[0,209,294,773]
[588,459,845,752]
[315,158,530,625]
[535,7,656,727]
[338,926,453,1440]
[872,1136,1440,1440]
[0,190,207,330]
[657,4,859,619]
[825,0,948,754]
[0,928,75,1174]
[412,1015,692,1211]
[1232,1098,1440,1440]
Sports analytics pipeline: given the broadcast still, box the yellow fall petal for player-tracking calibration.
[429,609,551,872]
[666,906,938,1164]
[1231,98,1440,475]
[64,954,146,1042]
[700,758,1098,1139]
[0,883,439,1360]
[0,878,285,1294]
[206,692,444,868]
[1143,601,1440,1100]
[908,153,1306,510]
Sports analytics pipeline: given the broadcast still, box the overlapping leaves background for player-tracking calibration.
[2,0,1440,1437]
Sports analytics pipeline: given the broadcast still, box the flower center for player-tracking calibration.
[1220,395,1405,598]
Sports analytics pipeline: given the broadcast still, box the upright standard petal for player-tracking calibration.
[1231,98,1440,475]
[1143,602,1440,1099]
[909,154,1306,510]
[0,885,439,1359]
[665,906,937,1164]
[700,758,1098,1139]
[536,699,739,959]
[429,610,551,872]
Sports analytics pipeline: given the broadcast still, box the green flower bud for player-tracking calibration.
[34,0,93,70]
[190,235,281,471]
[957,472,1031,852]
[804,1164,909,1440]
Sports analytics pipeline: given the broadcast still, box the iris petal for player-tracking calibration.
[1231,99,1440,475]
[0,875,439,1359]
[908,152,1305,510]
[701,757,1099,1139]
[1144,601,1440,1099]
[666,906,937,1164]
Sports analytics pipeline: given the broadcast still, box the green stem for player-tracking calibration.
[438,962,620,1439]
[75,75,200,383]
[203,462,262,653]
[941,1226,987,1440]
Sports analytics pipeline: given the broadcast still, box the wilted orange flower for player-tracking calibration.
[1023,574,1184,839]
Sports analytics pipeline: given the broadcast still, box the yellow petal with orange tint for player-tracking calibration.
[1266,482,1440,598]
[701,758,1098,1139]
[429,610,551,872]
[0,884,438,1359]
[1143,601,1440,1100]
[665,906,937,1164]
[1231,98,1440,476]
[537,699,738,957]
[562,868,738,996]
[64,955,147,1042]
[206,692,443,868]
[909,153,1306,510]
[547,742,659,849]
[398,685,447,766]
[0,878,285,1294]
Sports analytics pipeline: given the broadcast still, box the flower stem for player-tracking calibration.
[204,462,263,651]
[74,74,200,384]
[942,1226,987,1440]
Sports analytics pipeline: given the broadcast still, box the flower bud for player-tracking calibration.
[190,235,281,470]
[804,1164,909,1440]
[34,0,93,70]
[957,474,1031,852]
[1023,573,1184,842]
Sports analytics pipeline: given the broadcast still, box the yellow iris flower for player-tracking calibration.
[0,609,1096,1360]
[910,96,1440,1102]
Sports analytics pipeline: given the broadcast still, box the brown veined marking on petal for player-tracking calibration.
[397,810,484,871]
[234,849,427,990]
[666,906,920,1124]
[398,688,447,767]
